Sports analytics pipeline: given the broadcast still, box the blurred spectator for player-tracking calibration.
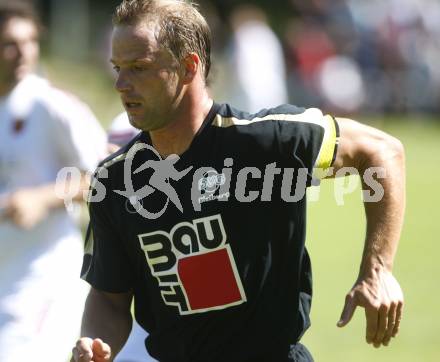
[284,18,335,108]
[317,55,366,114]
[0,2,106,361]
[213,4,288,112]
[283,0,440,114]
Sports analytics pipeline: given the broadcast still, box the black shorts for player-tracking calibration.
[249,342,313,362]
[287,343,314,362]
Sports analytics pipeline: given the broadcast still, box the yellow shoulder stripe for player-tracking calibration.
[211,108,338,180]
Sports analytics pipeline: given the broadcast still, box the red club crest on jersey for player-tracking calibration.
[12,119,25,134]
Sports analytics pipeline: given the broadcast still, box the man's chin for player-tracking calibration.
[14,67,32,81]
[128,118,155,132]
[127,115,144,130]
[128,115,168,132]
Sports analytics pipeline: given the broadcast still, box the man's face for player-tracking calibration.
[0,17,39,89]
[111,22,183,131]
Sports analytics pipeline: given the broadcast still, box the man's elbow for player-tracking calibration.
[382,134,405,164]
[362,132,405,168]
[336,118,405,171]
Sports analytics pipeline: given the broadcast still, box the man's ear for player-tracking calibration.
[182,53,200,83]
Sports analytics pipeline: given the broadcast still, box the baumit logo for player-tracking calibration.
[138,214,247,315]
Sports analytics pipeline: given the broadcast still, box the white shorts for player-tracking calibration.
[0,233,89,362]
[115,320,157,362]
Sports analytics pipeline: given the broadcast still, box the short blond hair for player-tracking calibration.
[113,0,211,80]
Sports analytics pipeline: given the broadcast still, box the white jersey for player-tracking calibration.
[0,74,105,192]
[0,74,106,362]
[108,111,139,146]
[107,112,155,362]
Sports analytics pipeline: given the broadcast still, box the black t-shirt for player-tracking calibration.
[82,103,339,362]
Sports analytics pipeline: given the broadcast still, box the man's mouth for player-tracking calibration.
[125,102,142,109]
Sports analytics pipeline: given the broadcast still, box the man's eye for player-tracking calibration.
[133,65,146,72]
[1,42,17,50]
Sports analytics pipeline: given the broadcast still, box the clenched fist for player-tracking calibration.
[71,338,111,362]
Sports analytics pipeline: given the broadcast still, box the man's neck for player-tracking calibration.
[149,93,213,157]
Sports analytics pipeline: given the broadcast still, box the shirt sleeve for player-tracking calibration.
[46,89,107,173]
[81,171,134,292]
[276,107,339,183]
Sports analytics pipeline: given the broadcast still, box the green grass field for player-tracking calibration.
[304,120,440,361]
[45,58,440,361]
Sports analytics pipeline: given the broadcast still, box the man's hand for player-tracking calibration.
[337,269,404,348]
[71,338,112,362]
[2,189,50,229]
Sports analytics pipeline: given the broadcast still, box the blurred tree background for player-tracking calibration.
[32,0,440,123]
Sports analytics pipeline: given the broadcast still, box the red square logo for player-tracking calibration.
[177,246,245,312]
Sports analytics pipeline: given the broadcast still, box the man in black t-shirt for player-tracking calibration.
[71,1,405,361]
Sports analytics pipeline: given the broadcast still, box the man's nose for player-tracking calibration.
[15,44,24,59]
[115,72,133,93]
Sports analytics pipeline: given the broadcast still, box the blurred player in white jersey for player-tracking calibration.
[108,112,156,362]
[107,112,139,152]
[0,2,106,361]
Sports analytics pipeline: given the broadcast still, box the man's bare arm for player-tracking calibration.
[71,288,133,362]
[1,172,90,228]
[330,117,405,348]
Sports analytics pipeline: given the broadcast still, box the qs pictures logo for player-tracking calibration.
[114,142,192,219]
